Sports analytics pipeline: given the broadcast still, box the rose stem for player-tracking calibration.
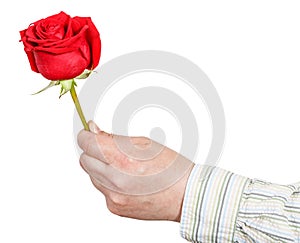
[70,81,90,131]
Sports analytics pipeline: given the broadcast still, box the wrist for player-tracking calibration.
[173,163,195,222]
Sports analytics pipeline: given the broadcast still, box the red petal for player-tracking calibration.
[25,50,39,73]
[33,47,89,80]
[20,30,39,73]
[73,16,101,69]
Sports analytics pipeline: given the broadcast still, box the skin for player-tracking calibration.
[77,121,194,222]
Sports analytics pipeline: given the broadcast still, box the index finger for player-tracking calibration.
[77,129,111,163]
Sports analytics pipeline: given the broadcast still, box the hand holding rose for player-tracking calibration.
[77,121,194,221]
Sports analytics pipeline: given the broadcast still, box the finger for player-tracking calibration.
[77,129,93,151]
[77,130,111,163]
[79,152,124,190]
[80,153,134,194]
[80,153,110,178]
[89,176,117,197]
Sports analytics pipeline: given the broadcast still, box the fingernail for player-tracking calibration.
[89,121,101,134]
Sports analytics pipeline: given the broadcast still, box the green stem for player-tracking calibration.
[70,82,90,131]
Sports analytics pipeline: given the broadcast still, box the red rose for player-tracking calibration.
[20,11,101,80]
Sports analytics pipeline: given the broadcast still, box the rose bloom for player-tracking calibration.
[20,11,101,80]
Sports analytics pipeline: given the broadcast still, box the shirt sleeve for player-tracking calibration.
[180,164,300,242]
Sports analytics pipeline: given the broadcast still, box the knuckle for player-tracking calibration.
[79,153,87,170]
[139,136,151,143]
[106,203,119,215]
[77,130,89,150]
[78,132,97,155]
[90,176,102,189]
[110,193,128,207]
[106,197,123,216]
[79,152,87,163]
[107,206,120,216]
[132,136,152,149]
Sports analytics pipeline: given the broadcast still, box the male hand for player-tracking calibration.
[77,121,194,222]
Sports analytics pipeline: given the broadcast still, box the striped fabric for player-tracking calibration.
[235,179,300,242]
[180,165,300,242]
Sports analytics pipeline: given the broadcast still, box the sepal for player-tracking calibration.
[59,79,75,98]
[31,69,89,97]
[31,81,60,95]
[75,69,93,79]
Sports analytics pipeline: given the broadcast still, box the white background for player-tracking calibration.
[1,0,300,242]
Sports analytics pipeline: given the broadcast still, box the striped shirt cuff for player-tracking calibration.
[180,164,250,242]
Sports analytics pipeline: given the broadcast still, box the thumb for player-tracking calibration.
[88,120,101,134]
